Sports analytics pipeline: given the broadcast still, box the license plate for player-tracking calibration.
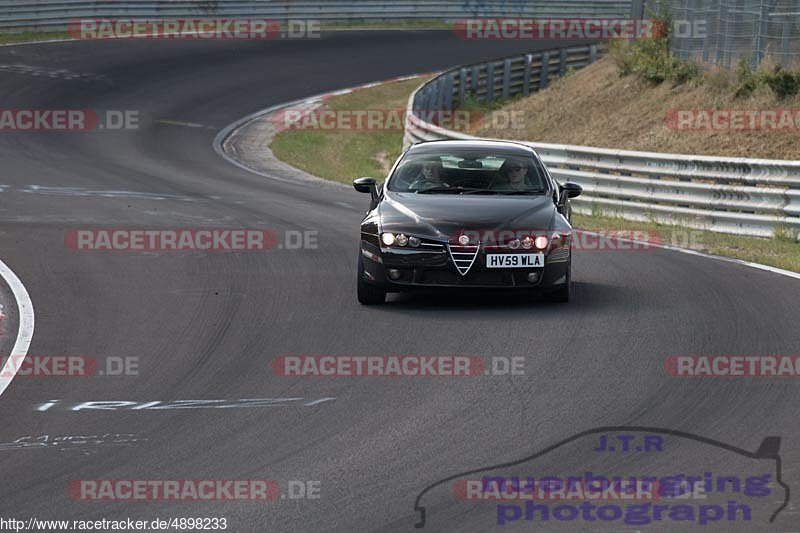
[485,253,544,268]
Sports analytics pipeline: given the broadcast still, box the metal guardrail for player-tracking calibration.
[0,1,632,32]
[406,44,599,120]
[404,46,800,238]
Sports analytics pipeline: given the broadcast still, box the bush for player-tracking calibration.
[612,4,800,96]
[608,40,636,76]
[734,58,800,98]
[733,58,760,97]
[608,5,698,86]
[610,40,698,86]
[764,65,800,98]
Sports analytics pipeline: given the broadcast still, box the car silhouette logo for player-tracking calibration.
[412,425,789,528]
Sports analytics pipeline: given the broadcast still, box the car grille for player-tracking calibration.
[418,241,445,251]
[421,270,511,286]
[447,244,479,275]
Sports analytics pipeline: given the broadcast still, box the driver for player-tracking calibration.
[494,159,529,190]
[409,157,448,190]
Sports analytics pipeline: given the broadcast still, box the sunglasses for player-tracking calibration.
[508,166,525,171]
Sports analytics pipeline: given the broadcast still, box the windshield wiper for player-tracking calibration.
[499,189,546,195]
[461,188,501,195]
[415,186,457,194]
[416,186,491,194]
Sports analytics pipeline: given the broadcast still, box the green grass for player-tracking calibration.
[270,76,428,184]
[457,92,520,113]
[573,213,800,272]
[0,31,71,44]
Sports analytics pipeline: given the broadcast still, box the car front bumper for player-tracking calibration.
[360,240,569,291]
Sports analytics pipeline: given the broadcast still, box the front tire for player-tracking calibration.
[357,257,386,305]
[547,262,571,303]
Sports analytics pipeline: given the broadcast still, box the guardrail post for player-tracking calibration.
[425,87,436,113]
[458,68,466,106]
[501,59,511,99]
[486,62,495,102]
[471,65,479,93]
[589,44,597,63]
[522,54,533,95]
[539,52,550,89]
[443,73,454,111]
[559,48,568,76]
[435,78,445,114]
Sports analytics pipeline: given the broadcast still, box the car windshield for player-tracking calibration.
[387,147,548,195]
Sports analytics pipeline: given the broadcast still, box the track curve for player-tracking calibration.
[0,31,797,532]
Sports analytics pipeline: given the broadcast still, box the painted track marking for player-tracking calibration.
[0,258,34,397]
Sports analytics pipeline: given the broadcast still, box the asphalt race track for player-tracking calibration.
[0,31,798,531]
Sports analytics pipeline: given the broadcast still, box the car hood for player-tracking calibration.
[379,191,556,241]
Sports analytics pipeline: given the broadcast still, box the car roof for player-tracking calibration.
[407,139,539,157]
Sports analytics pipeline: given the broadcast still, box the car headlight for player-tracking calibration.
[535,236,549,250]
[381,232,422,248]
[381,232,396,246]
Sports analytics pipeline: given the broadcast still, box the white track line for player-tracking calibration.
[0,258,34,397]
[579,230,800,281]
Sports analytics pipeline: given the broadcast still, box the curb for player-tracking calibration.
[213,73,431,188]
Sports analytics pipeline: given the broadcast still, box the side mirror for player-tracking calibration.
[560,182,582,199]
[353,177,379,202]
